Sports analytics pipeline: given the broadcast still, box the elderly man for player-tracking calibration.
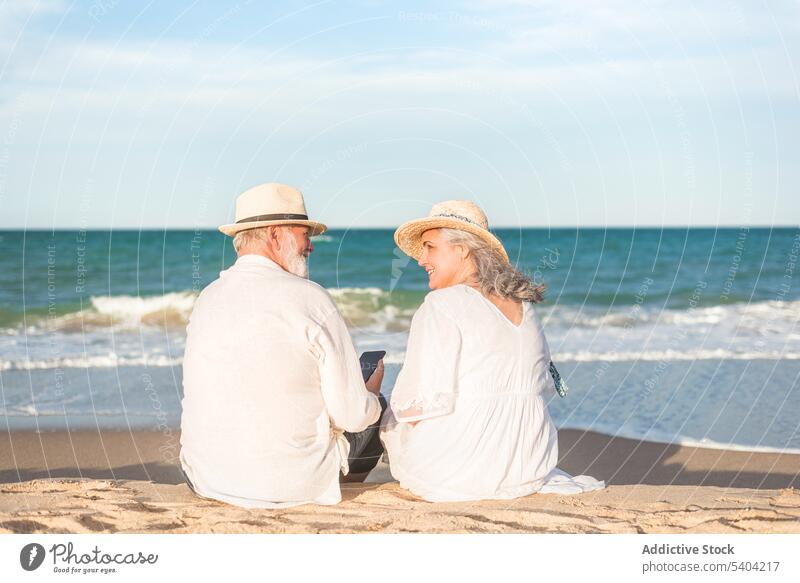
[179,183,386,508]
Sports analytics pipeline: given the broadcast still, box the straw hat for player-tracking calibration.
[218,183,327,237]
[394,200,508,262]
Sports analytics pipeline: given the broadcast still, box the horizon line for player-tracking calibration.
[3,224,799,231]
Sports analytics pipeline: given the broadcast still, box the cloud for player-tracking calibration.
[1,0,797,229]
[1,0,797,131]
[0,0,66,56]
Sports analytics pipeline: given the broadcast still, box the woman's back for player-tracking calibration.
[448,284,552,399]
[381,284,561,501]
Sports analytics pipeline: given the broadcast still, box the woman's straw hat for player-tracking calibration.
[218,183,327,237]
[394,200,509,262]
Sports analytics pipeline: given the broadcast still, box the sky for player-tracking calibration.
[0,0,798,229]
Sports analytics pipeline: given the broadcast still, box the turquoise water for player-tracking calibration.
[1,228,799,451]
[2,227,798,320]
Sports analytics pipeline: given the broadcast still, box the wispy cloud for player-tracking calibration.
[1,1,797,228]
[3,0,798,114]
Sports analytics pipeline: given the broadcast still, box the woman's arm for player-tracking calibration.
[390,295,461,425]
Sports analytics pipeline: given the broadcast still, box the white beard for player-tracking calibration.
[280,233,309,279]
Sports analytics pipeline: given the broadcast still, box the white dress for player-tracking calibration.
[380,284,605,502]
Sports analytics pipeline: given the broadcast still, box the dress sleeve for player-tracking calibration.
[530,304,556,395]
[313,296,382,433]
[390,296,462,423]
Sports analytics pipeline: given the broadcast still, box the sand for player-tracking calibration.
[1,428,798,533]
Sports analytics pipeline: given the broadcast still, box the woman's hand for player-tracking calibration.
[365,359,384,394]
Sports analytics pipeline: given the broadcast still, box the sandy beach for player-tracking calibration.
[1,427,798,534]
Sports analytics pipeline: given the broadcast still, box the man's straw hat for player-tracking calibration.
[394,200,508,262]
[218,183,327,237]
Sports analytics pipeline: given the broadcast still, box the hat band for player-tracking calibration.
[433,212,483,229]
[236,212,309,224]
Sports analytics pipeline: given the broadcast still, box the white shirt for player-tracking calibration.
[180,254,382,508]
[380,284,605,502]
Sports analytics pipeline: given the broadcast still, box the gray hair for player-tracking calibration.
[438,228,545,303]
[232,227,272,254]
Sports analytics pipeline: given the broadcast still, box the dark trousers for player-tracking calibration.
[181,395,388,493]
[343,394,388,476]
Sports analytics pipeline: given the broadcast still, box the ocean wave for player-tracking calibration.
[546,299,800,329]
[0,404,171,418]
[556,349,800,361]
[8,293,800,343]
[0,354,184,371]
[5,346,800,371]
[560,423,800,455]
[310,234,337,243]
[328,287,418,332]
[91,291,197,324]
[328,287,385,297]
[19,291,199,332]
[13,287,420,334]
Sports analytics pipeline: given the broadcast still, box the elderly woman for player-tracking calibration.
[380,201,604,502]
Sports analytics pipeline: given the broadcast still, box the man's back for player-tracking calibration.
[179,254,380,508]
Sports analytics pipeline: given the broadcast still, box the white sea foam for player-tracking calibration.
[21,292,199,332]
[563,423,800,455]
[310,235,336,243]
[328,287,385,297]
[20,287,414,332]
[16,290,800,341]
[6,295,800,367]
[545,299,800,329]
[0,405,165,417]
[556,349,800,362]
[5,346,800,371]
[328,287,416,331]
[90,291,197,324]
[0,354,183,371]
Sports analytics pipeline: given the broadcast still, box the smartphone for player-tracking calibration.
[359,350,386,382]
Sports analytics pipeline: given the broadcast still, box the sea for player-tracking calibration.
[1,227,799,453]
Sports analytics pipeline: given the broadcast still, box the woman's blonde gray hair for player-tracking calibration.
[439,228,545,303]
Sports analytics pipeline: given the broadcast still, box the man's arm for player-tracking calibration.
[314,304,382,432]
